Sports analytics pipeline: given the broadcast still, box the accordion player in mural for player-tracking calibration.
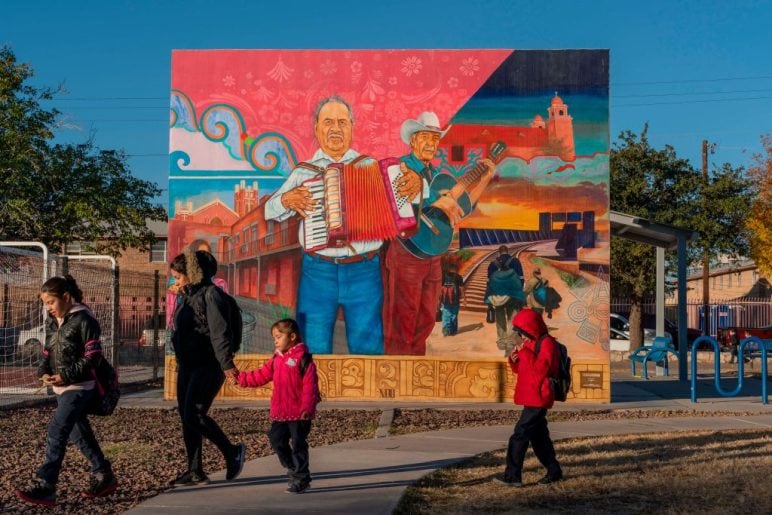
[264,96,422,356]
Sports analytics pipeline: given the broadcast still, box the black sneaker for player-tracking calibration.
[285,482,310,494]
[493,476,523,487]
[172,471,210,487]
[81,472,118,498]
[226,443,246,481]
[15,481,56,507]
[537,473,564,485]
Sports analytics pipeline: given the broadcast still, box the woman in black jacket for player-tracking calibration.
[15,275,117,507]
[170,248,245,486]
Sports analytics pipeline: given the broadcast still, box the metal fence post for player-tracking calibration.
[113,265,120,366]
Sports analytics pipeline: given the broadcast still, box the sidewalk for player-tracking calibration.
[127,378,771,514]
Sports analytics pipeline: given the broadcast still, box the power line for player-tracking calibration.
[614,88,772,99]
[614,95,772,107]
[613,75,772,86]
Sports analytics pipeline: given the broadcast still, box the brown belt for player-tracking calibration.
[306,249,379,265]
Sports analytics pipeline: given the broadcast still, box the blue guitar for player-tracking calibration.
[401,141,506,259]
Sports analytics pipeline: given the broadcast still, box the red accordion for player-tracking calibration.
[302,156,417,251]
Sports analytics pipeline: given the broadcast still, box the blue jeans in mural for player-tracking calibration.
[296,252,384,354]
[441,304,460,336]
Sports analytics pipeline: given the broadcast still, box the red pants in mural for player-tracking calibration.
[382,240,442,355]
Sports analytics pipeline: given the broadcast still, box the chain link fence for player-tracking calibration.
[0,243,165,407]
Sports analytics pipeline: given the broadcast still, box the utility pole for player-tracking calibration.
[702,140,711,337]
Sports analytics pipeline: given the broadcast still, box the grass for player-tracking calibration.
[389,408,766,435]
[394,429,772,514]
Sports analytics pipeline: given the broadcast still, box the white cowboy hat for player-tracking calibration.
[400,111,450,145]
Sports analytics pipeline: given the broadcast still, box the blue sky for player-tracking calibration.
[2,0,770,207]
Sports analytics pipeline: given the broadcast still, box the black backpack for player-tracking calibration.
[534,335,572,402]
[201,285,243,354]
[87,357,120,416]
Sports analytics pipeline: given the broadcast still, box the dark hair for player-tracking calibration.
[40,274,84,303]
[271,318,302,343]
[170,253,187,275]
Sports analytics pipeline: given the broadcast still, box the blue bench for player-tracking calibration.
[629,336,678,379]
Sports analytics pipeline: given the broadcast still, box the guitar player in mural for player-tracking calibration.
[264,96,422,356]
[383,112,497,355]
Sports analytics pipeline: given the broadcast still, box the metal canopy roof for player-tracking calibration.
[609,210,696,250]
[609,210,697,381]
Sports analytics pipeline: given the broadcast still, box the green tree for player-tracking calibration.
[610,126,752,348]
[0,46,166,257]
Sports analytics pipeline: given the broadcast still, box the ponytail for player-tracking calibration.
[40,274,84,303]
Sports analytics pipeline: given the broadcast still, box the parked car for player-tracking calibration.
[611,313,701,350]
[0,324,45,361]
[138,312,167,347]
[17,324,46,358]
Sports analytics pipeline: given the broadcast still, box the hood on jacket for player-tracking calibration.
[183,248,218,285]
[512,308,547,341]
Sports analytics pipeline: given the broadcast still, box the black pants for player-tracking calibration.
[268,420,312,485]
[38,389,111,486]
[176,364,234,474]
[504,406,561,481]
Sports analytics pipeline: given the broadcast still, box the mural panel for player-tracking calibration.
[168,49,610,401]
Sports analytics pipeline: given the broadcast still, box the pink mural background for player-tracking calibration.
[172,50,511,161]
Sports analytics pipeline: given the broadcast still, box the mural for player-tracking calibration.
[168,50,610,381]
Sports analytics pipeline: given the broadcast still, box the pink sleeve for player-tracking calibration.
[238,358,274,388]
[165,291,177,328]
[213,277,229,293]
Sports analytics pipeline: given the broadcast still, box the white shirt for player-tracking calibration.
[264,148,382,257]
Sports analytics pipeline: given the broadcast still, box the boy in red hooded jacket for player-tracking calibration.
[233,318,321,494]
[498,308,563,486]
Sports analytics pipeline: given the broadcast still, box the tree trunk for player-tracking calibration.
[629,302,644,350]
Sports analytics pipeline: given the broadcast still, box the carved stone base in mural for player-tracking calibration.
[164,356,610,403]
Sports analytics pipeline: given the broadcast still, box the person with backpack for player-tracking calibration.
[485,246,526,354]
[496,308,563,487]
[439,262,465,336]
[169,248,246,487]
[166,239,228,331]
[232,318,321,494]
[524,268,546,315]
[15,275,117,507]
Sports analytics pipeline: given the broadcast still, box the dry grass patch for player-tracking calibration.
[389,408,766,435]
[395,429,772,514]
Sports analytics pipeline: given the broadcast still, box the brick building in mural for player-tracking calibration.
[168,179,302,311]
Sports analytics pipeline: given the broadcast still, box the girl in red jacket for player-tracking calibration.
[234,318,320,494]
[498,308,563,487]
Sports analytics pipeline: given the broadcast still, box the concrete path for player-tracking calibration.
[127,377,772,515]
